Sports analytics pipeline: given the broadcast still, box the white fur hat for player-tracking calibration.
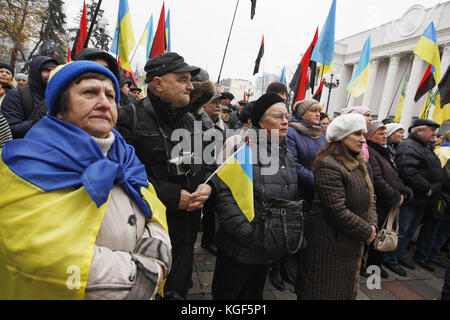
[326,114,367,142]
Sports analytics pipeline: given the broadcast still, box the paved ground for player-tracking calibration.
[187,233,449,300]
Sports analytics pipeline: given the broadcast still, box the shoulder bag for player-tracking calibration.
[257,173,306,255]
[373,206,399,252]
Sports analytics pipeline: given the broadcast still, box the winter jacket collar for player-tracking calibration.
[340,151,366,172]
[147,91,189,130]
[289,114,322,139]
[409,133,434,150]
[367,140,390,157]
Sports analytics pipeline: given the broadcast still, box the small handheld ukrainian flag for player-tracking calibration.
[347,34,371,98]
[209,143,254,222]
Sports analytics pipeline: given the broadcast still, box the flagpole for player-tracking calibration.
[204,143,247,185]
[129,25,149,65]
[83,0,103,49]
[422,87,439,118]
[217,0,240,84]
[387,58,412,117]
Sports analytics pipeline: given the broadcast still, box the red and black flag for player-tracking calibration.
[313,79,325,101]
[309,27,319,94]
[289,30,318,104]
[150,2,166,59]
[251,0,257,20]
[71,0,88,60]
[253,35,264,75]
[439,63,450,107]
[414,64,436,102]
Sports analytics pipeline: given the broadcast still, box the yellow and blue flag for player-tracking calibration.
[139,15,154,60]
[311,0,336,67]
[414,22,441,85]
[110,0,135,72]
[0,116,167,299]
[165,8,171,53]
[216,143,255,222]
[347,35,371,98]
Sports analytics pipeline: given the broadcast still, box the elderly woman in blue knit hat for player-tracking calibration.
[0,61,171,300]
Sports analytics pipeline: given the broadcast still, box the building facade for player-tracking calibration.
[319,2,450,130]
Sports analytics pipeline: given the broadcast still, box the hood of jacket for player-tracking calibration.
[28,56,59,99]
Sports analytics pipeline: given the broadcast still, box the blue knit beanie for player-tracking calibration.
[46,61,120,116]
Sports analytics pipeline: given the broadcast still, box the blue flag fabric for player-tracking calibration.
[2,116,152,218]
[311,0,336,66]
[280,67,286,84]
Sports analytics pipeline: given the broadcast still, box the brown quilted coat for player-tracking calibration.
[295,153,378,300]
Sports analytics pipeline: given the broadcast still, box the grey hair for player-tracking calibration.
[411,125,428,134]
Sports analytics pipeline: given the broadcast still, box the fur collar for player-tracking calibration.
[339,151,366,171]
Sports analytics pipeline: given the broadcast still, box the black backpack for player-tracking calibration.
[18,86,47,125]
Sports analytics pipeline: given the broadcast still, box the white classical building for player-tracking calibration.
[319,2,450,130]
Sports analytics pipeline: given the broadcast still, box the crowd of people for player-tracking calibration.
[0,50,449,301]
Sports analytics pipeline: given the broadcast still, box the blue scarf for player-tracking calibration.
[2,116,152,218]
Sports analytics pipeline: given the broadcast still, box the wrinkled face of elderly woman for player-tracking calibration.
[57,74,118,139]
[259,102,289,140]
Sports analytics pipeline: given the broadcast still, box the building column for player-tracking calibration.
[440,43,450,78]
[378,54,401,120]
[400,55,425,129]
[347,62,358,108]
[362,58,380,108]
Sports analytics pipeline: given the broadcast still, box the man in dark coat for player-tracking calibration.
[115,53,217,300]
[1,56,58,138]
[383,119,444,276]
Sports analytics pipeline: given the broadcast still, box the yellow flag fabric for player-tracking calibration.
[433,97,450,125]
[435,145,450,168]
[0,154,167,300]
[320,61,334,75]
[395,75,409,123]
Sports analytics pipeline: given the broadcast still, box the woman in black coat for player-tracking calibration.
[366,121,413,278]
[212,93,300,300]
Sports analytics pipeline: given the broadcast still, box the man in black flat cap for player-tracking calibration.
[383,119,445,276]
[116,52,218,300]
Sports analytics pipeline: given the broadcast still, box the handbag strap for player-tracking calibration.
[281,212,305,254]
[382,206,400,233]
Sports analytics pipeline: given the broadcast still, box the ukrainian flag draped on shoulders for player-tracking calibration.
[0,116,167,300]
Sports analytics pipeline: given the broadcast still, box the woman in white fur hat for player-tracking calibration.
[295,114,378,300]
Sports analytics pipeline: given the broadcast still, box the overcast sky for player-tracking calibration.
[65,0,444,83]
